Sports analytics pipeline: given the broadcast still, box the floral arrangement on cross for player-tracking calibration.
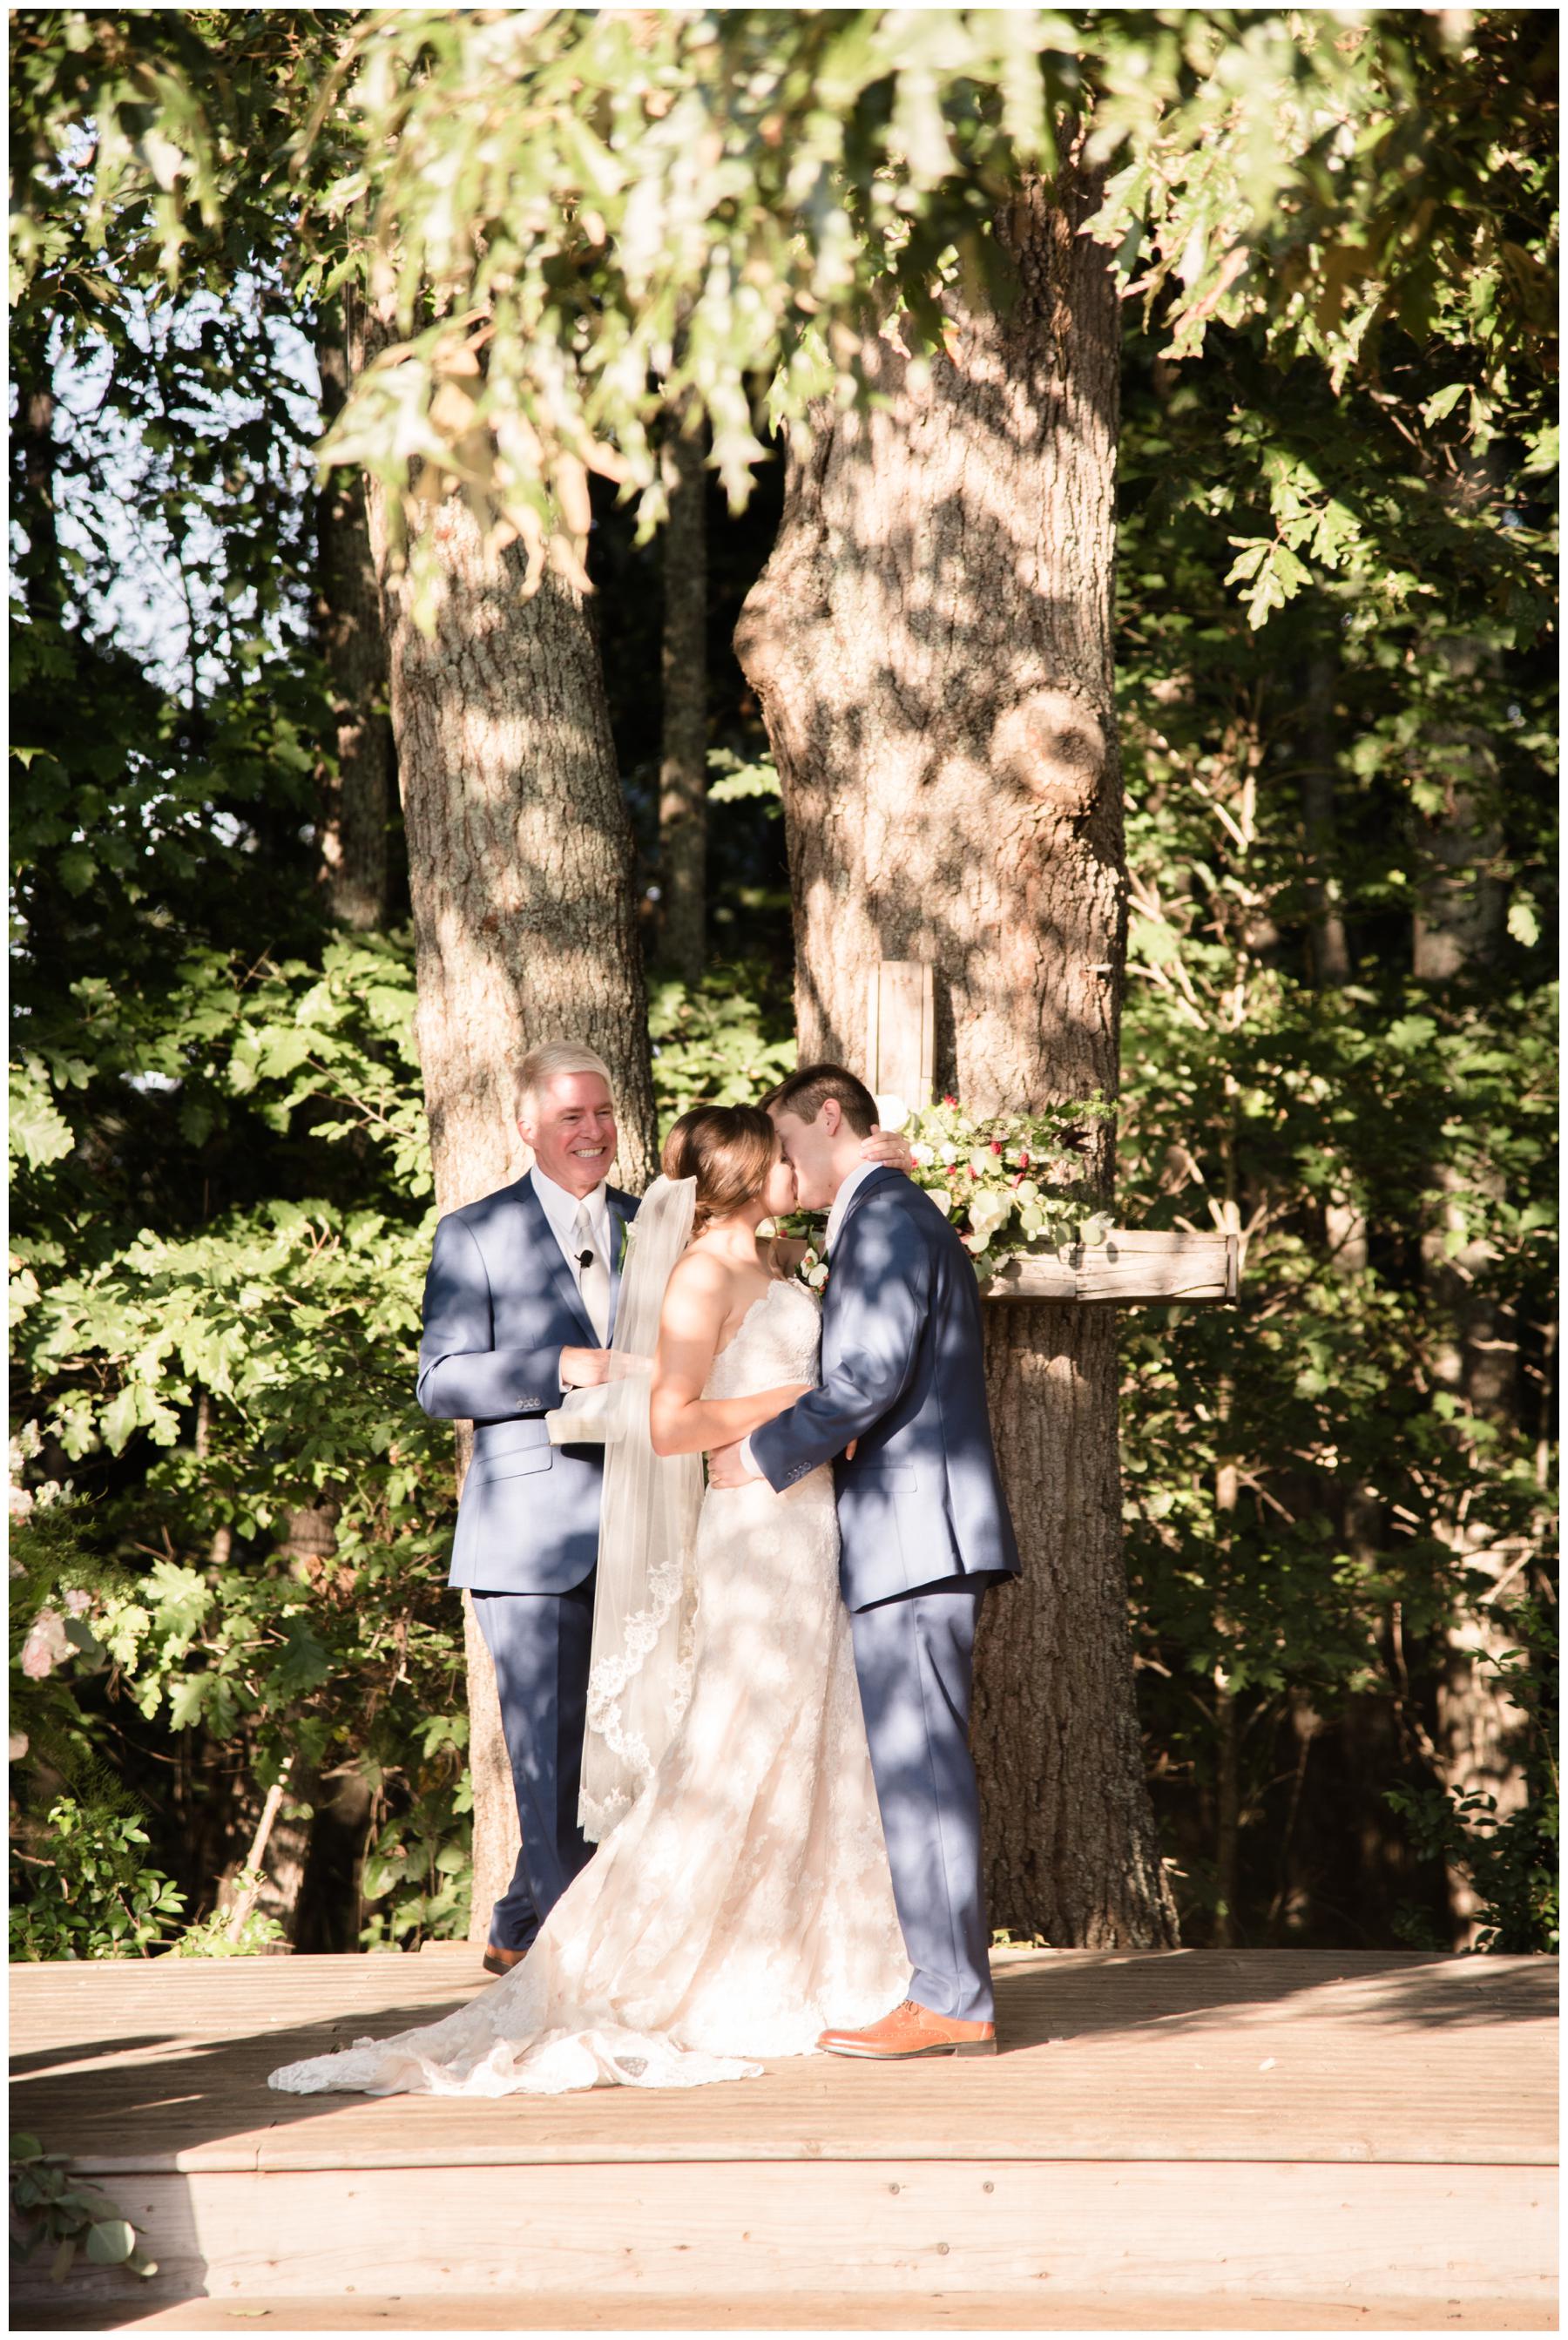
[874,1090,1115,1278]
[777,1090,1116,1289]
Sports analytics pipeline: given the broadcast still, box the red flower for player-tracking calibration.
[942,1093,956,1106]
[990,1140,1004,1155]
[1018,1151,1031,1168]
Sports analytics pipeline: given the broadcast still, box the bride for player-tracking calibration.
[269,1105,907,2096]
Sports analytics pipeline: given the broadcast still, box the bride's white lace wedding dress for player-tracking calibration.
[269,1278,907,2097]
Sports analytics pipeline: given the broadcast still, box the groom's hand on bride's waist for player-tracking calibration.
[560,1345,613,1389]
[707,1439,760,1490]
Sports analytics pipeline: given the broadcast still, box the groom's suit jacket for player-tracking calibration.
[416,1172,639,1594]
[748,1167,1019,1611]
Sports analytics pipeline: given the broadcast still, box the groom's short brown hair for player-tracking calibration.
[763,1062,879,1138]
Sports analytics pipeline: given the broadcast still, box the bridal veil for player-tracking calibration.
[546,1173,702,1840]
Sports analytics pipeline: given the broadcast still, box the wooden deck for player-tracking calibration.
[10,1944,1558,2332]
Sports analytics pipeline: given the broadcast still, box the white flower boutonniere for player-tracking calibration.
[794,1246,830,1295]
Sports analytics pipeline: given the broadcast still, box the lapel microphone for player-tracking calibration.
[577,1248,594,1270]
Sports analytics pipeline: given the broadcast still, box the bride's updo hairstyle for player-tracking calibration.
[662,1105,776,1236]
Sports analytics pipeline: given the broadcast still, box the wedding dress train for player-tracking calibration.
[269,1279,907,2097]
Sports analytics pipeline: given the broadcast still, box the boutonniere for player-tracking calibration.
[794,1246,830,1295]
[617,1217,633,1271]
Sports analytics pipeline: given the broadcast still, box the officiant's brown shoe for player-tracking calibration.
[483,1941,526,1977]
[817,1998,997,2059]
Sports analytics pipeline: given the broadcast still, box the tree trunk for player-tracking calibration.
[736,165,1176,1946]
[659,415,708,983]
[12,316,62,619]
[314,294,394,930]
[1301,654,1353,992]
[1410,685,1529,1947]
[365,478,659,1940]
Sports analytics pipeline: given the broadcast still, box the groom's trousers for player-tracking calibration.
[471,1581,596,1953]
[849,1572,998,2026]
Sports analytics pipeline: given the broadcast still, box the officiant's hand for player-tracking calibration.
[861,1127,916,1173]
[560,1346,612,1388]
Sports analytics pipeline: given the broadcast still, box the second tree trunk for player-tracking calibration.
[738,169,1176,1946]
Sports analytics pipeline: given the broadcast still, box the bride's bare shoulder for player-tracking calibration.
[659,1245,730,1328]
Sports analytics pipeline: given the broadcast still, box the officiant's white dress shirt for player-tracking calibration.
[532,1164,614,1368]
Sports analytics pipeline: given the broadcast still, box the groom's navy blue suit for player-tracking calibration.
[748,1166,1018,2023]
[416,1170,638,1952]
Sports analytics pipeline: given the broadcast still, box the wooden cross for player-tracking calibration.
[866,960,1240,1309]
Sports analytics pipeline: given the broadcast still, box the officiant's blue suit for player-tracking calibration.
[748,1167,1018,2023]
[416,1171,638,1953]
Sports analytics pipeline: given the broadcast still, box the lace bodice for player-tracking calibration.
[704,1276,821,1403]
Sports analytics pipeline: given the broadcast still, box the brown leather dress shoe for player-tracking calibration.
[482,1942,527,1977]
[817,1998,997,2059]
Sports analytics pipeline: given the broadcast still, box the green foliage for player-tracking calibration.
[16,11,1552,629]
[706,747,782,809]
[648,964,797,1129]
[1112,283,1556,1944]
[357,1755,474,1951]
[171,1870,288,1958]
[1385,1597,1558,1955]
[10,2135,157,2284]
[9,1799,187,1962]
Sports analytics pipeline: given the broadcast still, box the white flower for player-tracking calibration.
[928,1189,953,1215]
[969,1189,1010,1237]
[806,1262,830,1291]
[1015,1178,1040,1203]
[873,1092,910,1134]
[909,1141,935,1167]
[969,1149,990,1177]
[757,1217,776,1240]
[938,1142,959,1165]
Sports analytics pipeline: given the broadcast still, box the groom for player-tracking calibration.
[710,1062,1020,2059]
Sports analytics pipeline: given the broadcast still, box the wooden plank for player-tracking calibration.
[867,959,934,1109]
[12,1951,1556,2176]
[77,2291,1562,2332]
[10,2160,1557,2316]
[986,1228,1238,1305]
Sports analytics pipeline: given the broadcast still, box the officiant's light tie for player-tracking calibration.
[572,1205,612,1343]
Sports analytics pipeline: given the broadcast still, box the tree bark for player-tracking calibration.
[736,166,1176,1946]
[659,414,708,983]
[365,477,659,1939]
[314,293,394,930]
[1409,667,1530,1946]
[1301,654,1353,991]
[11,313,62,620]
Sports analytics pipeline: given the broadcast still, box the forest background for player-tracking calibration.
[10,6,1558,1968]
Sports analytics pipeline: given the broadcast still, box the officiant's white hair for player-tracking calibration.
[515,1042,614,1126]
